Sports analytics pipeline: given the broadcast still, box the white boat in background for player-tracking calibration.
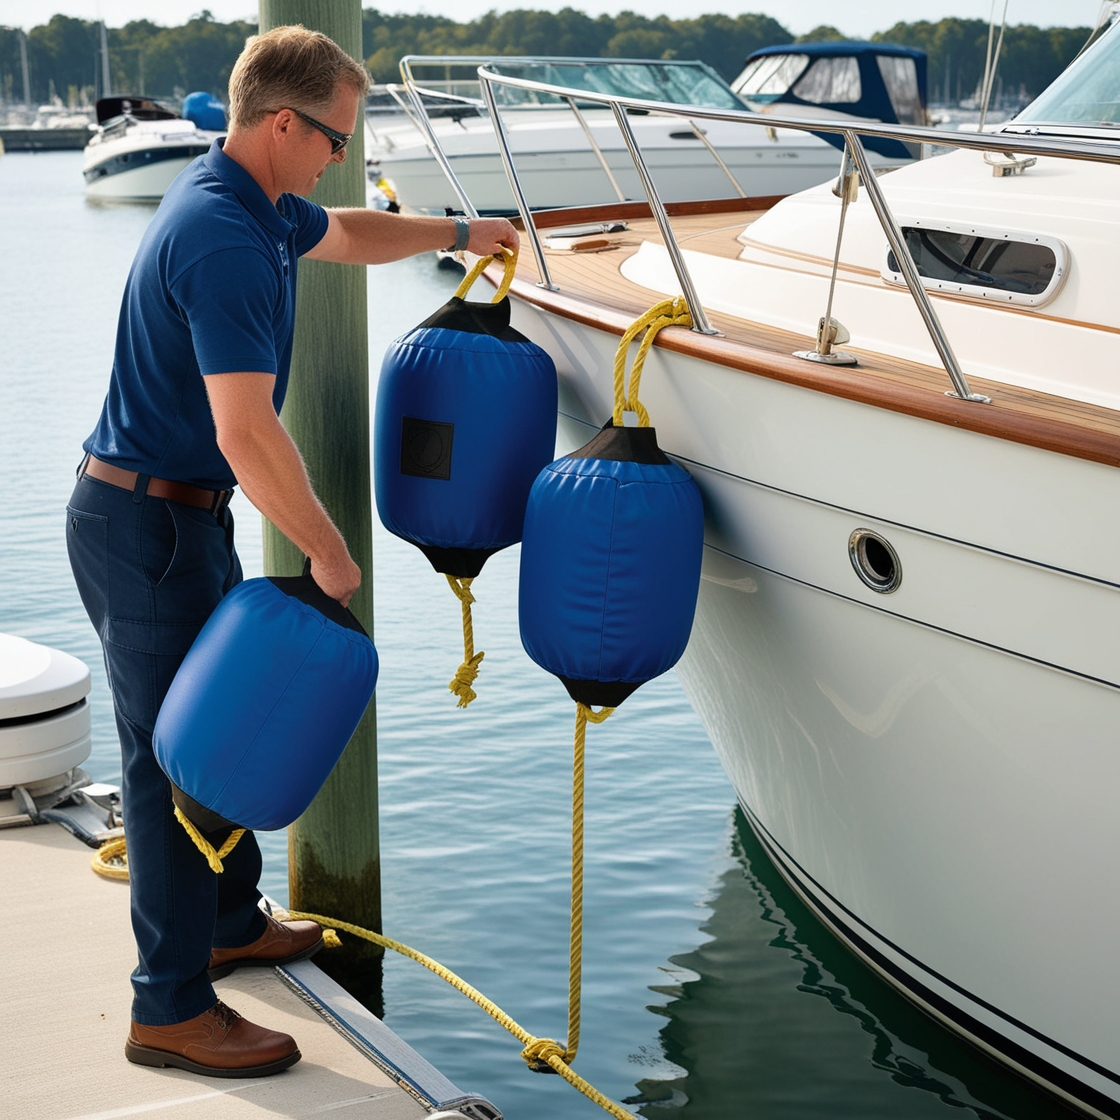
[425,23,1120,1119]
[83,92,225,202]
[368,49,927,215]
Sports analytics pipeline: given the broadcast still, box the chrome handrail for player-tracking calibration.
[477,76,556,289]
[610,102,716,335]
[471,63,1120,402]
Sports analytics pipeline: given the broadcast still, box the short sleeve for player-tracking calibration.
[171,246,281,376]
[280,193,330,256]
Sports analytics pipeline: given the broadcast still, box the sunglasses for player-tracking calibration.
[280,107,353,155]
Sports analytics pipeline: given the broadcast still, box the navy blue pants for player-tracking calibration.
[67,472,267,1026]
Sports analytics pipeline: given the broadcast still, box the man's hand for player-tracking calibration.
[465,217,518,258]
[308,551,361,608]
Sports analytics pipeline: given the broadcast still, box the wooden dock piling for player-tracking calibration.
[258,0,383,1005]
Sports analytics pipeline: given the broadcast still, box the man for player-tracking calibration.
[66,25,517,1078]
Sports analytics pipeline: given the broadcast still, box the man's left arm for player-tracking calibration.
[303,209,517,265]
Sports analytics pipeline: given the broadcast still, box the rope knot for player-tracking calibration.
[448,650,485,708]
[521,1037,569,1073]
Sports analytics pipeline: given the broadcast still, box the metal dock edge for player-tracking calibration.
[277,958,502,1120]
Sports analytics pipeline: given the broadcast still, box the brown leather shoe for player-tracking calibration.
[125,1000,299,1077]
[208,912,324,980]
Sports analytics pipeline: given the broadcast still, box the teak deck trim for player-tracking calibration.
[500,199,1120,469]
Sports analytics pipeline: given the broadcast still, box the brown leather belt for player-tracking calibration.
[79,453,234,515]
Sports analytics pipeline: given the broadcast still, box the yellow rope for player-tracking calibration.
[173,805,246,874]
[439,247,520,710]
[454,246,517,304]
[89,699,628,1118]
[91,835,129,881]
[611,295,692,428]
[564,702,614,1063]
[444,574,485,709]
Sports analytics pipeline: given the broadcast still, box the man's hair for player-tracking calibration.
[228,25,370,129]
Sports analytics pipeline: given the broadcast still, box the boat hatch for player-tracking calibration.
[881,221,1068,308]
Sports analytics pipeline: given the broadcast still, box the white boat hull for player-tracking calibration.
[85,154,203,201]
[370,113,908,214]
[83,118,221,201]
[519,295,1120,1118]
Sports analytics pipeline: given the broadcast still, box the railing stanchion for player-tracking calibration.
[610,102,718,336]
[565,96,628,203]
[843,130,990,403]
[478,74,558,291]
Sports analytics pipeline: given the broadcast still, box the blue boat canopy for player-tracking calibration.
[732,41,927,157]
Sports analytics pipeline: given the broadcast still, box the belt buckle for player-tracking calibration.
[211,489,234,517]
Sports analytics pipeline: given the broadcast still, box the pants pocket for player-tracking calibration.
[103,618,204,734]
[67,505,110,632]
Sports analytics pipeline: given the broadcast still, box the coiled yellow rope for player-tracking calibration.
[611,295,693,429]
[91,834,129,881]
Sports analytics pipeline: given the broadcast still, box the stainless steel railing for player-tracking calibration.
[395,56,1120,403]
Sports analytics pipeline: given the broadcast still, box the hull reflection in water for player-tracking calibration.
[631,811,1082,1119]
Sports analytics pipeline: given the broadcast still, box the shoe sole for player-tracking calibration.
[207,935,325,981]
[125,1039,300,1077]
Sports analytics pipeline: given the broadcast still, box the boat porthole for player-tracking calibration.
[848,529,901,594]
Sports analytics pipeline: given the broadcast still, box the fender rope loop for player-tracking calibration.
[454,246,517,304]
[612,295,692,428]
[445,574,485,708]
[173,805,246,874]
[434,246,518,711]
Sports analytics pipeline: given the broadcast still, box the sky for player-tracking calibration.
[0,1,1112,37]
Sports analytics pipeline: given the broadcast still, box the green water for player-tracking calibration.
[0,150,1080,1120]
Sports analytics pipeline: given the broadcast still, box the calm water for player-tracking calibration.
[0,152,1078,1120]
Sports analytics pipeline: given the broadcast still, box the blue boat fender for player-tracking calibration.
[153,563,378,871]
[518,297,704,710]
[374,250,557,707]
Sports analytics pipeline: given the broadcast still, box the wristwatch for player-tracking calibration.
[447,217,470,253]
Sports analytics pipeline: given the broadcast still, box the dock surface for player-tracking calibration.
[0,823,434,1119]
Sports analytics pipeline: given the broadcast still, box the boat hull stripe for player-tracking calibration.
[741,801,1120,1115]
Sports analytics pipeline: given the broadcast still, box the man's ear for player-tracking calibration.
[271,108,295,143]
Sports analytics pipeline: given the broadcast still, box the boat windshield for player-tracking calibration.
[485,59,746,110]
[1014,21,1120,127]
[733,54,809,104]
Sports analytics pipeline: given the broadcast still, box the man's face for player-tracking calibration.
[285,84,361,197]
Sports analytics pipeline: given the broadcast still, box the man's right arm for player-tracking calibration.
[203,372,360,607]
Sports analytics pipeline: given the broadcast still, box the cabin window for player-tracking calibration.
[792,56,862,105]
[733,54,809,103]
[877,56,923,125]
[881,222,1068,307]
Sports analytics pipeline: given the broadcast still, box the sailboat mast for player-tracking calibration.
[100,21,111,99]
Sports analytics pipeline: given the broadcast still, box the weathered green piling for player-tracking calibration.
[258,0,382,1004]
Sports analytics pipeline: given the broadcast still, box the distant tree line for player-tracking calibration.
[0,8,1097,109]
[871,18,1093,105]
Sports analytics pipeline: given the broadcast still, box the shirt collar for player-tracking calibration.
[203,138,293,239]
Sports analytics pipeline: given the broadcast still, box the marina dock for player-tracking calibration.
[1,822,496,1120]
[0,128,90,151]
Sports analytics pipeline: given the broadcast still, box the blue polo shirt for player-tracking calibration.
[84,140,329,489]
